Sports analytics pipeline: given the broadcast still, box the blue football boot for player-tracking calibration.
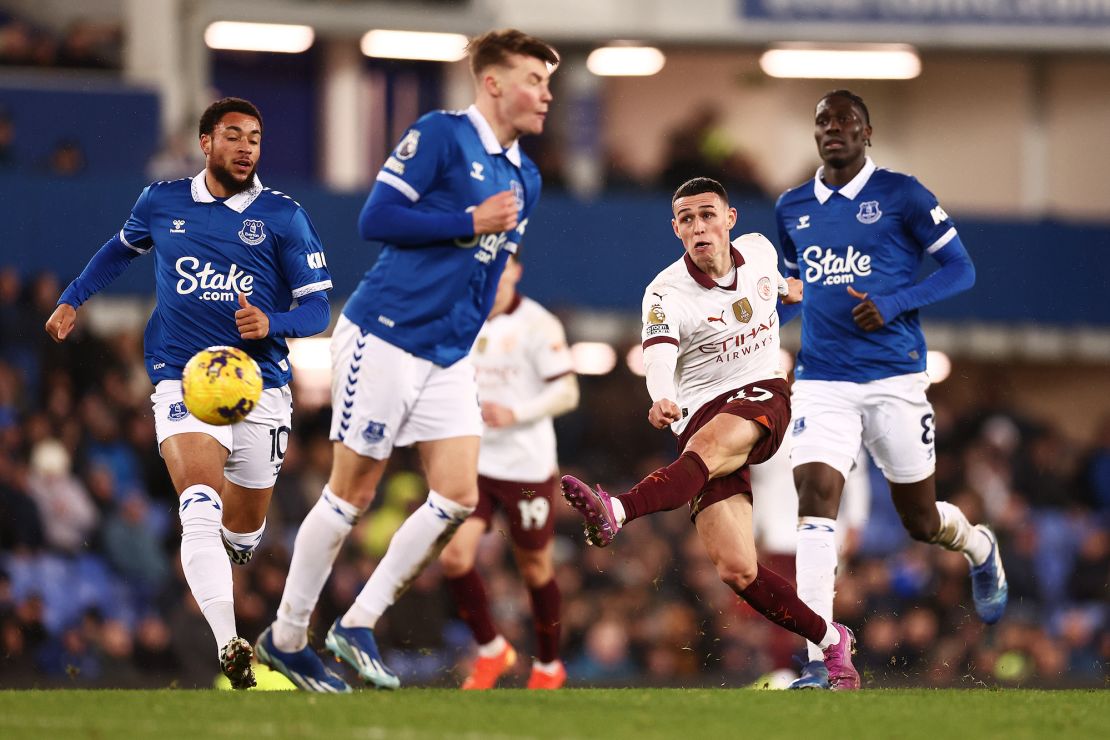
[325,619,401,690]
[788,659,830,690]
[969,524,1008,625]
[254,626,352,693]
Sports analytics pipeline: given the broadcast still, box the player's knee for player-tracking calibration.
[518,554,553,587]
[715,558,758,592]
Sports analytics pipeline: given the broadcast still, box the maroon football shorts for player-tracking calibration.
[676,377,791,520]
[471,474,557,550]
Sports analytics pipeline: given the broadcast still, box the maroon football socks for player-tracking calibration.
[616,450,709,522]
[738,563,827,645]
[446,569,498,646]
[528,578,562,663]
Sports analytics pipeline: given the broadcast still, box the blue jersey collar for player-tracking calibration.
[190,170,264,213]
[813,156,876,204]
[465,105,522,168]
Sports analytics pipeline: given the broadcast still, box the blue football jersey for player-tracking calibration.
[121,172,332,388]
[775,158,958,382]
[342,105,543,367]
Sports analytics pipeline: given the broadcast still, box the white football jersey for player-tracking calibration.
[472,295,574,482]
[641,233,786,435]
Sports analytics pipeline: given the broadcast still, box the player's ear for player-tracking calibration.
[483,72,502,97]
[728,208,737,229]
[200,134,211,157]
[671,218,681,239]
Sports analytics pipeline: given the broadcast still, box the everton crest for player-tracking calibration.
[856,201,882,224]
[238,219,266,246]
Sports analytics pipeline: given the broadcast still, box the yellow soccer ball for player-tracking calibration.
[181,346,263,426]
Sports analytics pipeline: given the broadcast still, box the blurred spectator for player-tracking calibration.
[0,108,15,169]
[0,15,121,69]
[26,439,98,554]
[658,104,764,197]
[47,139,85,177]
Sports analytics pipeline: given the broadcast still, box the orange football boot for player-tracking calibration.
[461,642,516,690]
[526,661,566,690]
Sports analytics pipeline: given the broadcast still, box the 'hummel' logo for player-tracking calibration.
[797,215,810,230]
[170,219,186,234]
[470,162,485,181]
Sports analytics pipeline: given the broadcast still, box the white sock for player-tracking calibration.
[797,516,838,663]
[221,519,266,558]
[342,490,474,629]
[179,484,236,650]
[273,486,359,651]
[533,659,562,673]
[610,497,626,526]
[817,622,841,650]
[934,501,992,566]
[477,634,507,658]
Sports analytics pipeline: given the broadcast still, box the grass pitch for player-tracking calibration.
[1,688,1106,739]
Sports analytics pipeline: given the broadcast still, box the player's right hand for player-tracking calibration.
[648,399,682,429]
[44,303,77,343]
[471,190,519,235]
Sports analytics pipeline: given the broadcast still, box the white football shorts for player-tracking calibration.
[790,372,936,484]
[329,315,482,459]
[151,379,293,490]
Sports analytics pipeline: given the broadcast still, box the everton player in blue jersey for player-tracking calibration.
[775,90,1007,689]
[45,98,332,690]
[255,29,558,692]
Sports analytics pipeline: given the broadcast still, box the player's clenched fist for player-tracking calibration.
[648,398,682,430]
[471,190,519,235]
[44,303,77,343]
[236,292,270,339]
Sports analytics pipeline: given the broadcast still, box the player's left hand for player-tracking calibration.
[235,292,270,339]
[847,286,885,331]
[481,401,516,428]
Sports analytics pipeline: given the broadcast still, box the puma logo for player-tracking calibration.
[707,311,725,324]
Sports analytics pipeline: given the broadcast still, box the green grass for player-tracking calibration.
[1,688,1107,739]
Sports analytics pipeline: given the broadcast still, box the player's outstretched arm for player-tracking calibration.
[47,233,142,342]
[242,291,330,340]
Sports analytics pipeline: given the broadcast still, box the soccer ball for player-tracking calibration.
[181,346,263,426]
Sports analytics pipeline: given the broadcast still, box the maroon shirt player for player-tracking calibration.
[560,176,860,690]
[439,253,579,690]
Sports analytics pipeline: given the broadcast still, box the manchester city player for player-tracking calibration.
[774,90,1007,689]
[45,98,332,690]
[256,29,558,692]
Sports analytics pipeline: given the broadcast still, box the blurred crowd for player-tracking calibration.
[0,264,1106,689]
[0,13,120,69]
